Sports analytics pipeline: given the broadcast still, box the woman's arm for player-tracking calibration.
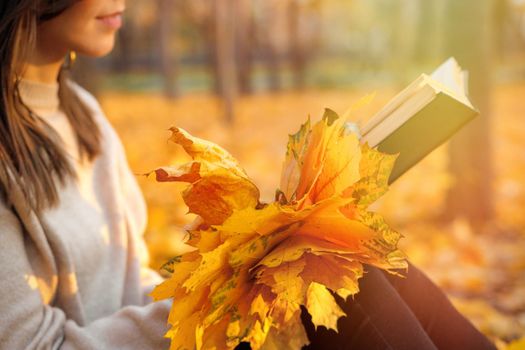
[0,205,170,350]
[113,119,166,306]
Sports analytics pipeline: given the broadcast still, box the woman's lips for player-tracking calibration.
[96,12,123,29]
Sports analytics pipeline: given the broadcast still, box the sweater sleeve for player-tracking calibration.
[70,80,166,306]
[110,119,166,305]
[0,204,171,350]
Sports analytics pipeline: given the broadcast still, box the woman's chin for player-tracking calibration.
[76,39,116,58]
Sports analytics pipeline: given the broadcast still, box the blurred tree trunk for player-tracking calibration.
[235,0,254,94]
[391,0,418,79]
[214,0,238,123]
[494,0,513,61]
[265,44,281,91]
[196,4,221,95]
[114,22,133,72]
[288,0,306,89]
[158,0,178,98]
[258,1,282,91]
[443,0,495,227]
[414,0,438,63]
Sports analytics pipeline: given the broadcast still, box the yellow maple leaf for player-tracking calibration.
[153,128,259,225]
[150,107,406,350]
[306,282,346,331]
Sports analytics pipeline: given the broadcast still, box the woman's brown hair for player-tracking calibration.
[0,0,101,211]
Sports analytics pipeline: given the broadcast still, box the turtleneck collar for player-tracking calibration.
[18,78,60,117]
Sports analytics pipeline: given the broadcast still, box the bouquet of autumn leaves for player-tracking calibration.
[149,108,407,349]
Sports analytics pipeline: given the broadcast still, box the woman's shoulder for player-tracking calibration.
[0,189,21,232]
[66,80,122,150]
[67,80,103,114]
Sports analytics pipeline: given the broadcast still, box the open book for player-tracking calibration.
[360,58,478,184]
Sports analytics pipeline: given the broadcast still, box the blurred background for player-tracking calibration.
[73,0,525,347]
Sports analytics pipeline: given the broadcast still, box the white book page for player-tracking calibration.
[429,57,473,107]
[360,75,427,135]
[361,83,436,147]
[361,57,473,140]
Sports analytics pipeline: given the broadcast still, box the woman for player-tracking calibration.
[0,1,170,349]
[0,1,496,349]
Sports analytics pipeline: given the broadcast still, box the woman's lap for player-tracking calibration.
[302,263,496,350]
[382,263,496,350]
[235,262,495,349]
[302,265,436,350]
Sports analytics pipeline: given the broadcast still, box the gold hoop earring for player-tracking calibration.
[64,51,77,70]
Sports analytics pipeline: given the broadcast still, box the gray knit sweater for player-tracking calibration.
[0,79,170,349]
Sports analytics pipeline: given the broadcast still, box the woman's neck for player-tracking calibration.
[23,62,62,85]
[22,41,66,84]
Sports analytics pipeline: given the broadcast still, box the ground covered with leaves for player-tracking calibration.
[102,82,525,348]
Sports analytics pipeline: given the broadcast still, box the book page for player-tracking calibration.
[358,57,478,184]
[361,84,437,147]
[361,58,464,135]
[429,57,473,107]
[360,75,427,135]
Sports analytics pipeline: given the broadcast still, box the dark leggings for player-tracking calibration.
[301,263,496,350]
